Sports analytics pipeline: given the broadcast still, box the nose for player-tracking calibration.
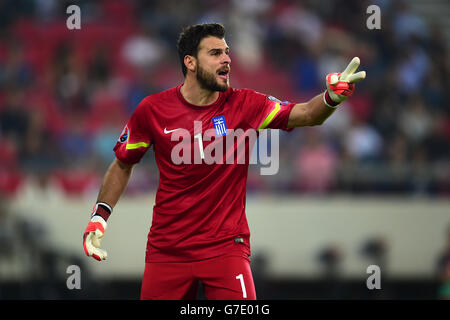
[222,53,231,65]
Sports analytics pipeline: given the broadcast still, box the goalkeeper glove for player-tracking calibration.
[83,203,111,261]
[324,56,366,107]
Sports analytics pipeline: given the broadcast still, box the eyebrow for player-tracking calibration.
[207,47,230,54]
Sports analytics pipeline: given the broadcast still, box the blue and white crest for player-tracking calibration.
[212,115,227,137]
[118,125,129,143]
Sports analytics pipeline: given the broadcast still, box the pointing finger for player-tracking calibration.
[348,71,366,83]
[340,57,360,82]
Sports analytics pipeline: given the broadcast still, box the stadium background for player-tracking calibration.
[0,0,449,299]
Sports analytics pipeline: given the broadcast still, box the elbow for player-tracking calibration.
[114,158,135,173]
[311,114,331,126]
[313,118,326,126]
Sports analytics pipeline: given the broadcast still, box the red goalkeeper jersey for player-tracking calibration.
[113,84,295,263]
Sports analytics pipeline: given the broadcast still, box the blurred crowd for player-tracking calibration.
[0,0,449,198]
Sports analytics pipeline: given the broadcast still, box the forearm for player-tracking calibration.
[287,92,336,128]
[83,159,133,261]
[96,158,134,208]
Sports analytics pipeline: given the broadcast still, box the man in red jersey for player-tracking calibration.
[82,23,365,300]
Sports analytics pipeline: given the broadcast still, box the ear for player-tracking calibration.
[184,55,196,73]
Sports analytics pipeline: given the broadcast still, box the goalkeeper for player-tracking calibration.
[83,23,365,300]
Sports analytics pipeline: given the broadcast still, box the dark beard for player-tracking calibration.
[196,64,228,92]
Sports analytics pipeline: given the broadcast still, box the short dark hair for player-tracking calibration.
[177,23,226,77]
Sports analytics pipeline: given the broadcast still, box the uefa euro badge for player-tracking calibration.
[118,125,129,143]
[212,115,227,137]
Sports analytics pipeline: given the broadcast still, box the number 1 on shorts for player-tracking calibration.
[236,274,247,298]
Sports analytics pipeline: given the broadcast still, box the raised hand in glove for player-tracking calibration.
[324,57,366,107]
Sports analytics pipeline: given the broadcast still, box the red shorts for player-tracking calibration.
[140,254,256,300]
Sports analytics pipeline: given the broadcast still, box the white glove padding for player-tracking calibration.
[83,216,108,261]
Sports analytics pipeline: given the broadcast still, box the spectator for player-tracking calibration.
[294,128,337,193]
[121,28,165,71]
[344,118,383,163]
[0,0,447,196]
[399,97,432,145]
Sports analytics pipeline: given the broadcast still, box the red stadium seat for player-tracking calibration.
[52,169,100,197]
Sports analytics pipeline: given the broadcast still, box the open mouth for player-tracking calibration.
[217,68,230,80]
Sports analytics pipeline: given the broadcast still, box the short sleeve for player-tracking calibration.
[113,99,152,164]
[243,90,296,132]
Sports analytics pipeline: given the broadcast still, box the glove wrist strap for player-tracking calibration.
[323,90,339,108]
[92,202,112,222]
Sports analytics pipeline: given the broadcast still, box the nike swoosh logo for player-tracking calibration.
[164,128,182,134]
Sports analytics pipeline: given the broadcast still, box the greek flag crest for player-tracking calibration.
[212,115,227,137]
